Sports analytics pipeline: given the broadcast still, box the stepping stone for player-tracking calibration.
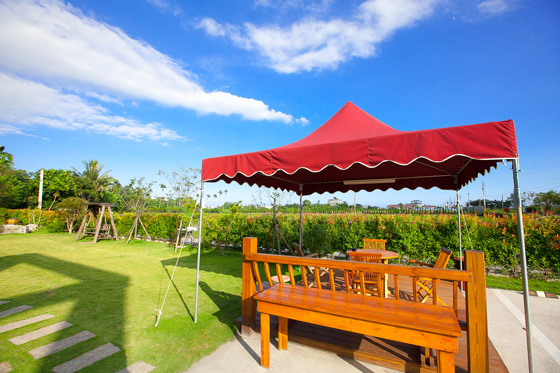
[0,361,13,373]
[9,321,73,345]
[117,361,156,373]
[0,301,10,306]
[28,330,95,359]
[0,314,54,333]
[52,342,120,373]
[0,305,32,319]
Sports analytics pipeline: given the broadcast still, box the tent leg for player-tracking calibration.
[512,158,534,372]
[299,187,303,250]
[457,189,463,292]
[194,181,204,323]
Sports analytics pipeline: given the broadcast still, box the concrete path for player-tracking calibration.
[188,288,560,373]
[487,288,560,373]
[188,332,399,373]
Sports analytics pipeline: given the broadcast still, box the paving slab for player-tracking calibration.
[52,342,120,373]
[28,330,96,359]
[116,361,156,373]
[9,321,72,345]
[0,301,10,306]
[0,305,32,319]
[0,361,12,373]
[0,314,54,333]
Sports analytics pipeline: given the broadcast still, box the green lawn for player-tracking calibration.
[486,275,560,293]
[0,232,243,372]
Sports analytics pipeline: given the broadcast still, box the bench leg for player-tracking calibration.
[260,313,270,368]
[278,316,288,350]
[437,350,455,373]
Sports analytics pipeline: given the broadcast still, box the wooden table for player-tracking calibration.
[347,249,400,297]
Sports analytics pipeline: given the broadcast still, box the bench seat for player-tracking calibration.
[255,285,461,372]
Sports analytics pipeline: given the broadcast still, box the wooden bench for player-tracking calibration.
[242,237,490,372]
[255,285,461,371]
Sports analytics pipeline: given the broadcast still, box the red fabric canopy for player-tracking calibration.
[202,102,518,195]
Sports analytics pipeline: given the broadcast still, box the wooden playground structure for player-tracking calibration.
[74,203,119,243]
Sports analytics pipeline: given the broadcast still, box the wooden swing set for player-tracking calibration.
[74,203,119,243]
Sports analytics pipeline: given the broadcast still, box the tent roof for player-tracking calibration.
[202,102,518,195]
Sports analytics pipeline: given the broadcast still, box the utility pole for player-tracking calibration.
[482,182,486,213]
[38,169,44,209]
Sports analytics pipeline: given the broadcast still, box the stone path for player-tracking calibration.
[0,301,156,372]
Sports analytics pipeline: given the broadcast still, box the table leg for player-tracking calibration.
[260,313,270,368]
[382,259,389,297]
[437,350,455,373]
[278,316,288,350]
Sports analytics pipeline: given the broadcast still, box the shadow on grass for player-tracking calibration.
[198,281,241,334]
[0,253,129,371]
[160,261,194,321]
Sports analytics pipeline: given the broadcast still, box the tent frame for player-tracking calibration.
[194,101,534,371]
[195,159,534,371]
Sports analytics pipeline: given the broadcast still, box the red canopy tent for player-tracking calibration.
[195,102,534,370]
[202,102,518,194]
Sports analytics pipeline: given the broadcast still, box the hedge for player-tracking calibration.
[4,209,560,276]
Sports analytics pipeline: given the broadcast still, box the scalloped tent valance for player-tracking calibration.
[202,102,518,195]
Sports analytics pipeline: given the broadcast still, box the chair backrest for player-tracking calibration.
[433,247,453,269]
[363,238,386,251]
[348,251,382,263]
[292,242,304,257]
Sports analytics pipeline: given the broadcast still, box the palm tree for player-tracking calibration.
[73,160,116,202]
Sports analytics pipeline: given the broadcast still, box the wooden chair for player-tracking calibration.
[348,251,383,297]
[363,238,386,250]
[410,247,453,305]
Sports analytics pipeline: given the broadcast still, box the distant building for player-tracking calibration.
[327,197,344,206]
[387,201,437,210]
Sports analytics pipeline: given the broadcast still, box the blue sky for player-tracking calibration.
[1,0,559,208]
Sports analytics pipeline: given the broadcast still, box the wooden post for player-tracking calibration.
[107,206,119,241]
[74,211,89,241]
[242,237,257,336]
[465,250,489,372]
[93,204,106,243]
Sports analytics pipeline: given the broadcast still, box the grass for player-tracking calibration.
[0,231,244,372]
[486,275,560,293]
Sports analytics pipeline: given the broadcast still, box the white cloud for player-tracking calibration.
[477,0,512,16]
[199,0,438,73]
[0,73,185,142]
[146,0,183,17]
[0,0,305,131]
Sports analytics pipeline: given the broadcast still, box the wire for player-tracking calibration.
[155,194,200,327]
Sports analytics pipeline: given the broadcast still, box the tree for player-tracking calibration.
[73,160,117,202]
[533,190,560,211]
[56,197,86,234]
[0,146,32,208]
[29,169,77,209]
[158,166,200,213]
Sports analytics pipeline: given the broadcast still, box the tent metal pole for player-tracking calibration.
[456,189,463,291]
[299,185,303,249]
[512,158,534,372]
[194,181,205,323]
